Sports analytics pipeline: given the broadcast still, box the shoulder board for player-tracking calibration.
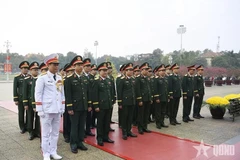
[121,76,125,79]
[33,76,38,79]
[185,74,188,76]
[155,76,159,78]
[14,74,21,77]
[40,72,47,76]
[117,74,122,77]
[94,74,100,80]
[67,74,73,78]
[151,76,154,78]
[170,74,173,76]
[24,76,30,79]
[136,75,140,77]
[195,74,198,77]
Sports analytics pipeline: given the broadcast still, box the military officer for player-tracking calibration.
[193,65,205,119]
[148,66,155,123]
[13,61,29,134]
[35,54,65,160]
[135,62,152,134]
[182,65,195,123]
[132,65,140,126]
[117,63,138,140]
[23,62,40,140]
[106,62,116,132]
[31,62,48,145]
[82,58,95,137]
[168,63,181,125]
[154,64,169,129]
[90,64,98,128]
[165,64,171,118]
[92,62,114,146]
[62,63,74,143]
[65,56,91,153]
[116,64,126,128]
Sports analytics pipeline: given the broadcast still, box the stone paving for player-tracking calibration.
[0,83,240,159]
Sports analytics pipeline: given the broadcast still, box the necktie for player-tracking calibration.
[53,75,56,81]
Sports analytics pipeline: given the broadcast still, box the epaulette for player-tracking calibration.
[195,74,198,77]
[136,75,140,77]
[67,74,73,78]
[155,76,159,78]
[185,74,188,76]
[117,74,122,77]
[121,76,125,79]
[14,74,21,77]
[151,76,155,78]
[94,74,100,80]
[24,76,30,79]
[33,76,38,79]
[40,72,47,76]
[170,74,173,76]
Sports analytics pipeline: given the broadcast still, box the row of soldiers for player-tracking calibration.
[13,55,205,156]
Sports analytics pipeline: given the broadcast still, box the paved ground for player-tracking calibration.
[0,82,240,160]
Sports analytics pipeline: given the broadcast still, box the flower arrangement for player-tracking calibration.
[205,96,230,109]
[224,94,240,101]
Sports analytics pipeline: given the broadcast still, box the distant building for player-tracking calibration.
[201,52,221,67]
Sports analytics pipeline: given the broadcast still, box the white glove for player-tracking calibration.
[38,111,45,118]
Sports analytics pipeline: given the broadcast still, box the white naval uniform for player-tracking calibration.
[35,71,65,158]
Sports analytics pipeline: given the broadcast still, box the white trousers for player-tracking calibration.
[40,113,61,158]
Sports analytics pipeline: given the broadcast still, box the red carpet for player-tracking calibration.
[1,101,239,160]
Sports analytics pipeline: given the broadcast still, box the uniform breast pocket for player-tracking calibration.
[72,81,80,86]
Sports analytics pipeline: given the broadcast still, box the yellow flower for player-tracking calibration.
[206,96,229,106]
[224,94,239,100]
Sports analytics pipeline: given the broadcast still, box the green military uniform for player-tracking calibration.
[13,61,29,133]
[182,71,194,122]
[65,56,90,153]
[23,62,40,140]
[153,65,169,129]
[148,74,155,122]
[193,65,205,118]
[92,62,114,146]
[117,63,137,139]
[135,62,152,134]
[168,63,181,125]
[132,65,140,126]
[90,65,98,128]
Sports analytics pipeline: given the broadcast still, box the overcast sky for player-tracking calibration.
[0,0,239,57]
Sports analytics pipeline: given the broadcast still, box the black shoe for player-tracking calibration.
[143,129,151,133]
[122,135,127,140]
[71,146,78,153]
[127,132,137,137]
[188,118,194,121]
[20,129,26,134]
[77,144,88,151]
[175,121,181,125]
[97,141,104,146]
[193,115,200,119]
[28,133,34,140]
[64,138,70,143]
[170,122,176,125]
[86,132,95,136]
[198,115,205,118]
[138,130,144,134]
[109,128,115,132]
[156,126,161,129]
[183,119,188,123]
[103,138,114,143]
[161,124,169,128]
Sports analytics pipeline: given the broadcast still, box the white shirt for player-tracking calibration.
[35,71,65,113]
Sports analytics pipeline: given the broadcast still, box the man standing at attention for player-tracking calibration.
[35,54,65,160]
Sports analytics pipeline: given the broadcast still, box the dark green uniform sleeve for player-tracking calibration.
[13,76,19,102]
[153,78,160,101]
[22,78,29,106]
[117,78,124,106]
[31,79,36,109]
[64,77,73,111]
[182,75,187,96]
[168,75,173,97]
[135,77,142,103]
[193,76,198,96]
[92,80,99,109]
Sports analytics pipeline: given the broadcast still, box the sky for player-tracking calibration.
[0,0,239,57]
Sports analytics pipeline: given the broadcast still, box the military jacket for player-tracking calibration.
[92,76,113,110]
[13,74,29,101]
[31,77,38,109]
[65,73,91,111]
[135,75,152,102]
[117,76,136,106]
[108,75,116,104]
[23,75,34,106]
[182,73,194,97]
[149,76,156,97]
[154,76,169,102]
[168,74,182,98]
[194,74,205,95]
